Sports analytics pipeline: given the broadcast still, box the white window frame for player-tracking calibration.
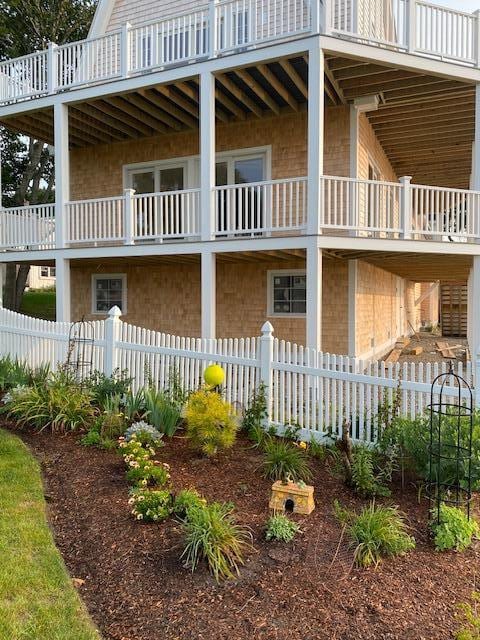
[40,266,56,278]
[267,269,307,318]
[123,145,272,190]
[91,274,127,315]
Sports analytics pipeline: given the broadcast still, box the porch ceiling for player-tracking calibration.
[325,55,475,190]
[0,55,308,150]
[324,249,472,282]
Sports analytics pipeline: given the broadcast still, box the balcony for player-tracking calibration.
[0,0,479,107]
[1,176,480,252]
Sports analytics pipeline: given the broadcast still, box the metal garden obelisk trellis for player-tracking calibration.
[66,318,95,382]
[428,368,474,524]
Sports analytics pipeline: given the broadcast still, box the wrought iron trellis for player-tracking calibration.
[66,318,95,382]
[427,367,474,524]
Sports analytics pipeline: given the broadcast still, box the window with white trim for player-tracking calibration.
[40,266,56,278]
[269,271,306,316]
[92,275,127,314]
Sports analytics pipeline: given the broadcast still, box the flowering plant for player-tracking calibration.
[128,488,173,522]
[124,421,164,447]
[119,435,170,487]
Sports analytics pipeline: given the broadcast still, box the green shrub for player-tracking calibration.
[80,428,102,447]
[351,447,391,498]
[173,489,207,519]
[430,504,479,552]
[86,369,132,409]
[181,501,253,581]
[120,437,170,487]
[243,383,268,443]
[98,395,126,439]
[185,390,239,457]
[144,388,182,437]
[124,421,164,447]
[128,488,173,522]
[265,513,300,542]
[262,439,312,483]
[0,357,50,392]
[4,372,95,433]
[335,500,415,568]
[122,388,146,422]
[456,592,480,640]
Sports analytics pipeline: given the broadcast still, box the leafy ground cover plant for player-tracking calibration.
[125,421,164,447]
[262,438,312,483]
[334,500,415,568]
[173,488,207,519]
[86,369,132,410]
[351,446,391,498]
[3,372,95,433]
[265,513,300,542]
[185,390,239,457]
[181,501,253,582]
[430,504,479,552]
[128,488,173,522]
[456,592,480,640]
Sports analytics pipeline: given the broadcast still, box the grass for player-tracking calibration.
[0,429,101,640]
[20,288,56,321]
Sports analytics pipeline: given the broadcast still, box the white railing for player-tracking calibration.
[67,196,125,245]
[129,9,210,72]
[0,307,475,442]
[2,0,480,105]
[215,177,307,236]
[132,189,201,240]
[0,204,55,250]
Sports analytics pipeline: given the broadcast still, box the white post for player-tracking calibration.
[104,305,122,376]
[348,260,357,357]
[321,0,332,35]
[349,105,359,235]
[474,10,480,69]
[468,257,480,407]
[200,71,216,241]
[47,42,58,94]
[209,0,218,57]
[306,241,322,350]
[400,176,412,240]
[0,264,3,307]
[54,102,69,249]
[55,257,71,322]
[120,22,131,78]
[473,85,480,190]
[260,321,274,424]
[124,188,136,245]
[307,43,324,236]
[407,0,416,54]
[201,251,216,339]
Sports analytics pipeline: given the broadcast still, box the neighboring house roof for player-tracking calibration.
[88,0,115,38]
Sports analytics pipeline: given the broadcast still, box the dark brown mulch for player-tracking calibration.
[7,424,479,640]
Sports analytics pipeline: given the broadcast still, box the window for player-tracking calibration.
[40,267,56,278]
[92,275,126,314]
[268,271,306,316]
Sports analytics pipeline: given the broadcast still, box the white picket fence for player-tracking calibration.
[0,306,474,442]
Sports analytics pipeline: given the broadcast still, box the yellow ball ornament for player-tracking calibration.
[204,364,225,388]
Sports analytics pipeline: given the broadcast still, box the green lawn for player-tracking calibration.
[20,288,56,321]
[0,429,101,640]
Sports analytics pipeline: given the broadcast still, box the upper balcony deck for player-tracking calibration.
[1,0,479,108]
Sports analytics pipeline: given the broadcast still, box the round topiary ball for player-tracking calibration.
[204,364,225,388]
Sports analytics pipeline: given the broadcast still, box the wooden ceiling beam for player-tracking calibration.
[75,103,143,138]
[92,100,154,136]
[257,64,298,111]
[155,85,199,119]
[69,110,124,142]
[338,69,420,91]
[332,63,397,80]
[5,117,54,145]
[125,93,183,130]
[279,59,308,99]
[381,81,467,101]
[140,88,198,128]
[233,69,281,115]
[370,108,474,128]
[377,123,475,143]
[215,88,246,120]
[216,73,263,117]
[111,96,169,134]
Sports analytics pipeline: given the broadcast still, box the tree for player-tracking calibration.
[0,0,96,311]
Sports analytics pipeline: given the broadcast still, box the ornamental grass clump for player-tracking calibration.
[173,488,207,519]
[181,501,253,582]
[334,500,415,568]
[430,505,479,552]
[265,513,300,543]
[185,390,239,457]
[262,439,312,483]
[144,388,183,437]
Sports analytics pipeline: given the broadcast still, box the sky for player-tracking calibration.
[435,0,479,10]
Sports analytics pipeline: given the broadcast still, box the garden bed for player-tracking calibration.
[7,425,479,640]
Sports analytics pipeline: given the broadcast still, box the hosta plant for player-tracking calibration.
[430,504,479,552]
[128,488,173,522]
[181,501,253,582]
[185,390,239,457]
[265,514,300,542]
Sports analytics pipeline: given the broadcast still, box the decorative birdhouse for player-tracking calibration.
[269,480,315,515]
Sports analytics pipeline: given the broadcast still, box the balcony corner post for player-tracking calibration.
[307,43,324,236]
[407,0,416,54]
[54,103,69,250]
[209,0,217,58]
[120,22,132,78]
[321,0,332,35]
[47,42,58,94]
[200,71,216,241]
[400,176,412,240]
[475,10,480,69]
[124,188,136,245]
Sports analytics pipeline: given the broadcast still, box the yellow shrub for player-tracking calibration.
[185,390,238,457]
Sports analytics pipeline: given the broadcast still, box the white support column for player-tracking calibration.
[473,85,480,190]
[307,43,324,236]
[468,256,480,407]
[201,251,216,339]
[306,240,322,350]
[348,260,358,357]
[407,0,416,54]
[55,257,71,322]
[349,105,359,234]
[0,264,4,307]
[54,102,70,250]
[200,71,216,241]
